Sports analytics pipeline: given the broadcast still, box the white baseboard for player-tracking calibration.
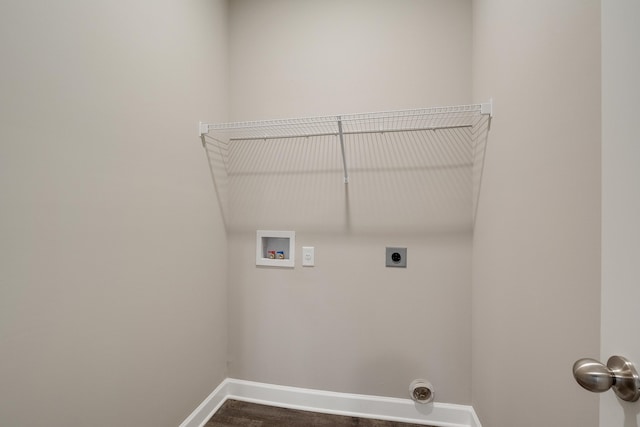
[179,378,481,427]
[178,380,229,427]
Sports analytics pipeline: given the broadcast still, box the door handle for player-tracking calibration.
[573,355,640,402]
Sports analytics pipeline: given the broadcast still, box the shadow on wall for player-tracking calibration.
[203,115,490,235]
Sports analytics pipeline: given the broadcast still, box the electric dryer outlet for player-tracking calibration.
[385,247,407,268]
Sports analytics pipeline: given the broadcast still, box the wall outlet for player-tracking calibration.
[302,246,315,267]
[386,247,407,268]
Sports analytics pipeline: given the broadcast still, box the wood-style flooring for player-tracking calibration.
[205,399,433,427]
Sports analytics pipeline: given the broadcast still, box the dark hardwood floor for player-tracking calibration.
[206,399,433,427]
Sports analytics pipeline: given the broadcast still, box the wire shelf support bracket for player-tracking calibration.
[337,116,349,184]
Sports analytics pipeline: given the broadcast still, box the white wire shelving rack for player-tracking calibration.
[200,102,492,185]
[199,102,492,231]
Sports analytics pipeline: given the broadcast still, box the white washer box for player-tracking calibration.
[256,230,295,268]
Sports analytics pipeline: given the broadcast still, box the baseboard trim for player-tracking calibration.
[178,379,229,427]
[180,378,481,427]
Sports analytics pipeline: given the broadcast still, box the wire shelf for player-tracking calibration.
[202,103,487,142]
[199,102,492,232]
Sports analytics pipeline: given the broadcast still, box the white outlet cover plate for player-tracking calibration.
[302,246,315,267]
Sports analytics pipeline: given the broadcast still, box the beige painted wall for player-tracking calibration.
[228,0,472,121]
[228,230,472,402]
[0,1,229,426]
[471,1,601,426]
[226,0,475,403]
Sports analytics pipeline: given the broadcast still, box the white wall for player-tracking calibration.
[0,1,229,426]
[226,0,475,404]
[600,0,640,424]
[471,1,601,426]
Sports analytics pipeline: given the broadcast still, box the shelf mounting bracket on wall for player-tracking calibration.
[480,99,493,131]
[480,99,493,117]
[199,121,209,138]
